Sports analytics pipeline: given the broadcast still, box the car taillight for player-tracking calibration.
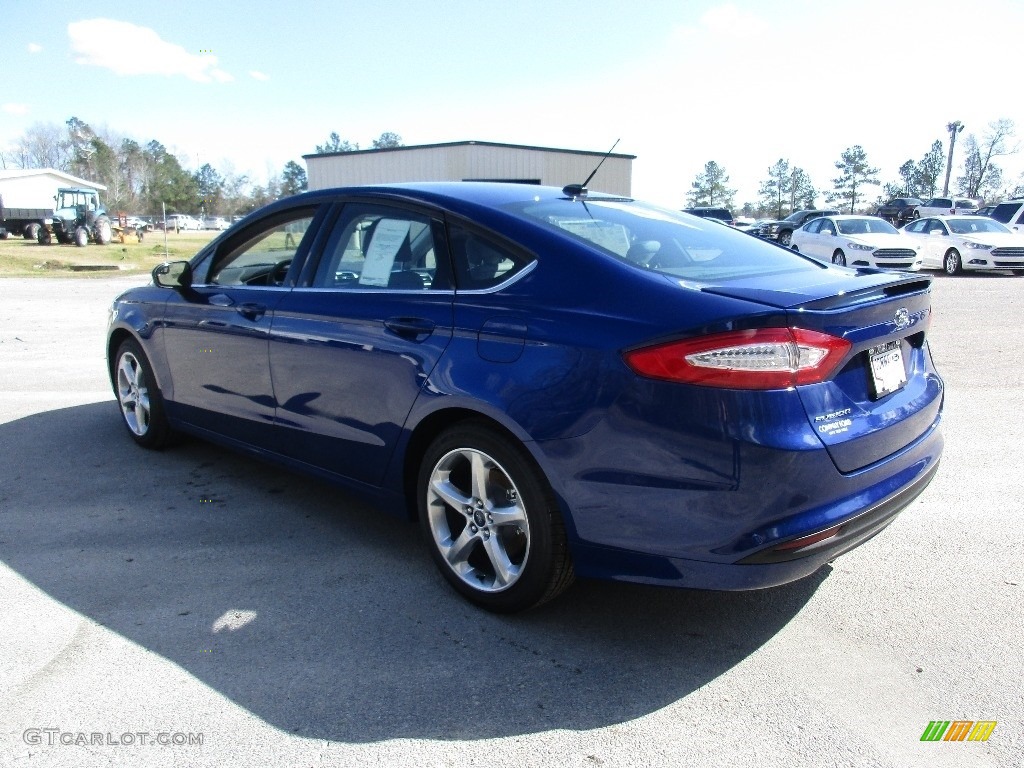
[624,328,852,389]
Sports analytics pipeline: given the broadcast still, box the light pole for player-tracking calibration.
[942,121,963,196]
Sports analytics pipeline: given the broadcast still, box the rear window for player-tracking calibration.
[990,202,1022,224]
[511,198,821,282]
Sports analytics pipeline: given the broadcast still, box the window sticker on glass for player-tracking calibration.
[557,219,631,256]
[360,219,411,287]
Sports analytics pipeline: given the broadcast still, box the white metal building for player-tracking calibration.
[0,169,107,209]
[304,140,635,196]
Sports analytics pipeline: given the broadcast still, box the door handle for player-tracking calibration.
[384,317,435,339]
[207,293,234,307]
[237,303,266,321]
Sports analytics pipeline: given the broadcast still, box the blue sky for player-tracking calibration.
[2,0,1022,208]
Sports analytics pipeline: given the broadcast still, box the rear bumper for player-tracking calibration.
[567,446,940,590]
[536,384,943,590]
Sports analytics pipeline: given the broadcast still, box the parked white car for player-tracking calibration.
[900,215,1024,275]
[790,215,921,270]
[164,213,201,231]
[987,199,1024,232]
[913,197,979,218]
[203,216,230,231]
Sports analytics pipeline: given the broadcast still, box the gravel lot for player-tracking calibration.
[0,273,1020,767]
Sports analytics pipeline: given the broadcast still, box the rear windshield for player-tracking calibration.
[510,198,822,282]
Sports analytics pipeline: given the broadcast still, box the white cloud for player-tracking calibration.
[249,70,270,82]
[27,43,42,53]
[2,103,30,116]
[67,19,234,83]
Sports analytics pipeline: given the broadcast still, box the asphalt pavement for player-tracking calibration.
[0,273,1020,767]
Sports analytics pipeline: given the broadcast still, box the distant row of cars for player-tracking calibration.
[682,203,1024,276]
[161,214,232,231]
[120,214,245,232]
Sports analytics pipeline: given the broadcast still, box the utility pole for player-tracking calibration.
[942,121,963,196]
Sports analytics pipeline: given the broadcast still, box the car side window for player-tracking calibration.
[905,220,927,234]
[205,208,317,286]
[926,221,947,235]
[819,220,836,236]
[312,206,449,290]
[804,219,822,234]
[447,225,531,290]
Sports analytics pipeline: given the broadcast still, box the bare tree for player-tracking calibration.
[9,122,71,170]
[957,119,1018,200]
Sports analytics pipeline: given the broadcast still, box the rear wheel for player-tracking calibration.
[24,223,40,240]
[37,229,52,245]
[943,249,962,275]
[832,250,847,266]
[418,423,574,612]
[73,226,89,247]
[113,339,171,449]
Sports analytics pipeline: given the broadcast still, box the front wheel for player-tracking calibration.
[113,339,172,449]
[94,216,112,245]
[74,226,89,247]
[778,230,792,246]
[944,249,962,275]
[418,423,574,612]
[832,250,847,266]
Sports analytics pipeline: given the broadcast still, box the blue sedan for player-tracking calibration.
[106,183,944,612]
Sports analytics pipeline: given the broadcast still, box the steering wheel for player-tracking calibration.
[270,259,292,286]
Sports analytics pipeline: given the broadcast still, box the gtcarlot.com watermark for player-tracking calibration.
[24,728,203,747]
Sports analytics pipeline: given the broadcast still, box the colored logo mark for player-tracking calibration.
[920,720,996,742]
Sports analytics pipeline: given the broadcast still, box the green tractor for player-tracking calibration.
[37,187,112,247]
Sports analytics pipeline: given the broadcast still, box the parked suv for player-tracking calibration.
[875,198,923,226]
[683,207,735,226]
[988,199,1024,232]
[914,197,979,218]
[761,209,840,245]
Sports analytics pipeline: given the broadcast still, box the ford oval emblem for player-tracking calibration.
[894,308,910,329]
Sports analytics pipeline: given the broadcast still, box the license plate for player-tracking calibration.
[868,340,907,398]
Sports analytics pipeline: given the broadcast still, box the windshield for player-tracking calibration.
[947,217,1011,235]
[510,198,822,282]
[836,218,899,235]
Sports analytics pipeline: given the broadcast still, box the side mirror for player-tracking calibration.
[153,260,193,290]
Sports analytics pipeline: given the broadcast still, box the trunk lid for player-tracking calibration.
[707,270,943,473]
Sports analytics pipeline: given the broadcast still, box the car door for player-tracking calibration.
[901,218,935,267]
[159,204,324,445]
[805,218,832,261]
[921,219,951,267]
[267,201,455,486]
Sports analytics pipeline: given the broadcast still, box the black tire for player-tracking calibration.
[73,226,89,247]
[24,223,40,240]
[943,249,962,276]
[418,422,574,612]
[0,230,9,240]
[778,230,793,246]
[37,229,52,245]
[112,338,172,449]
[94,216,112,245]
[832,250,847,266]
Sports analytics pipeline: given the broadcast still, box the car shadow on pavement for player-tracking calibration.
[0,402,829,743]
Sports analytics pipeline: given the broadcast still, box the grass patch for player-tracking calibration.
[0,230,219,278]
